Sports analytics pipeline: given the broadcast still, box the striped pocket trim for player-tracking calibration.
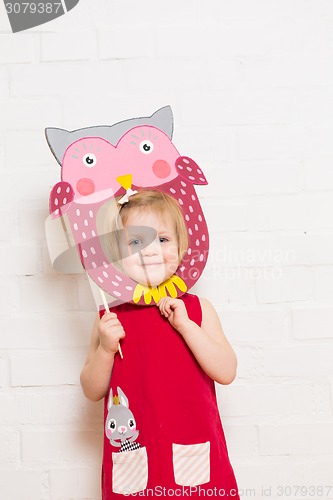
[112,446,148,494]
[172,441,210,487]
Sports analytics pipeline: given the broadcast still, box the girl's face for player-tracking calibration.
[119,209,180,287]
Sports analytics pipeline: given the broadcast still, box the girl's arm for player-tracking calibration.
[80,312,125,402]
[158,297,237,385]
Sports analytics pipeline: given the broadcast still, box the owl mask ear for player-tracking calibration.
[100,105,174,145]
[45,127,73,166]
[149,106,173,140]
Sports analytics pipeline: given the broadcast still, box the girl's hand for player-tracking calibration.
[98,312,125,355]
[157,297,192,335]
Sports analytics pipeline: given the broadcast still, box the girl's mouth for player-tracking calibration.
[141,262,163,267]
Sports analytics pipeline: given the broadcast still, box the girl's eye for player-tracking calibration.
[129,239,142,247]
[82,153,97,167]
[139,140,154,155]
[158,237,168,243]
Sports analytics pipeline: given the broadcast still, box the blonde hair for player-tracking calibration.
[98,190,188,270]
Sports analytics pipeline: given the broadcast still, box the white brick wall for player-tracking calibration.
[1,0,333,498]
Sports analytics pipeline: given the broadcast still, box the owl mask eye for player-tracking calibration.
[82,153,97,167]
[139,140,154,155]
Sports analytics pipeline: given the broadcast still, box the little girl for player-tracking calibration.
[80,190,240,499]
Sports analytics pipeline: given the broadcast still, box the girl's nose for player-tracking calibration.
[141,241,159,256]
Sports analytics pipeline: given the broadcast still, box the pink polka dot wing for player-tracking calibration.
[45,106,209,307]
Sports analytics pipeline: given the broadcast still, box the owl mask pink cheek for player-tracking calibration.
[76,178,95,196]
[152,160,171,179]
[106,429,112,438]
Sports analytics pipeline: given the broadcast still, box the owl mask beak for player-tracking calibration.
[116,174,133,190]
[116,174,137,205]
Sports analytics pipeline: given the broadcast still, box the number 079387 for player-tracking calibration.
[5,3,62,15]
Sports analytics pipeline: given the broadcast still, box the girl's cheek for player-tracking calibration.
[166,245,179,260]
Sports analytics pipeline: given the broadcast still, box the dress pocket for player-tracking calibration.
[172,441,210,487]
[112,446,148,494]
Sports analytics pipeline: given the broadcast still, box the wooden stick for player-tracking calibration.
[99,288,123,360]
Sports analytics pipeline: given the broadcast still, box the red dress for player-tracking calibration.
[101,293,239,499]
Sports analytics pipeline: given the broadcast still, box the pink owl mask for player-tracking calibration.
[45,106,209,308]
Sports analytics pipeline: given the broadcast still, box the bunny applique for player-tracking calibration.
[105,387,148,494]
